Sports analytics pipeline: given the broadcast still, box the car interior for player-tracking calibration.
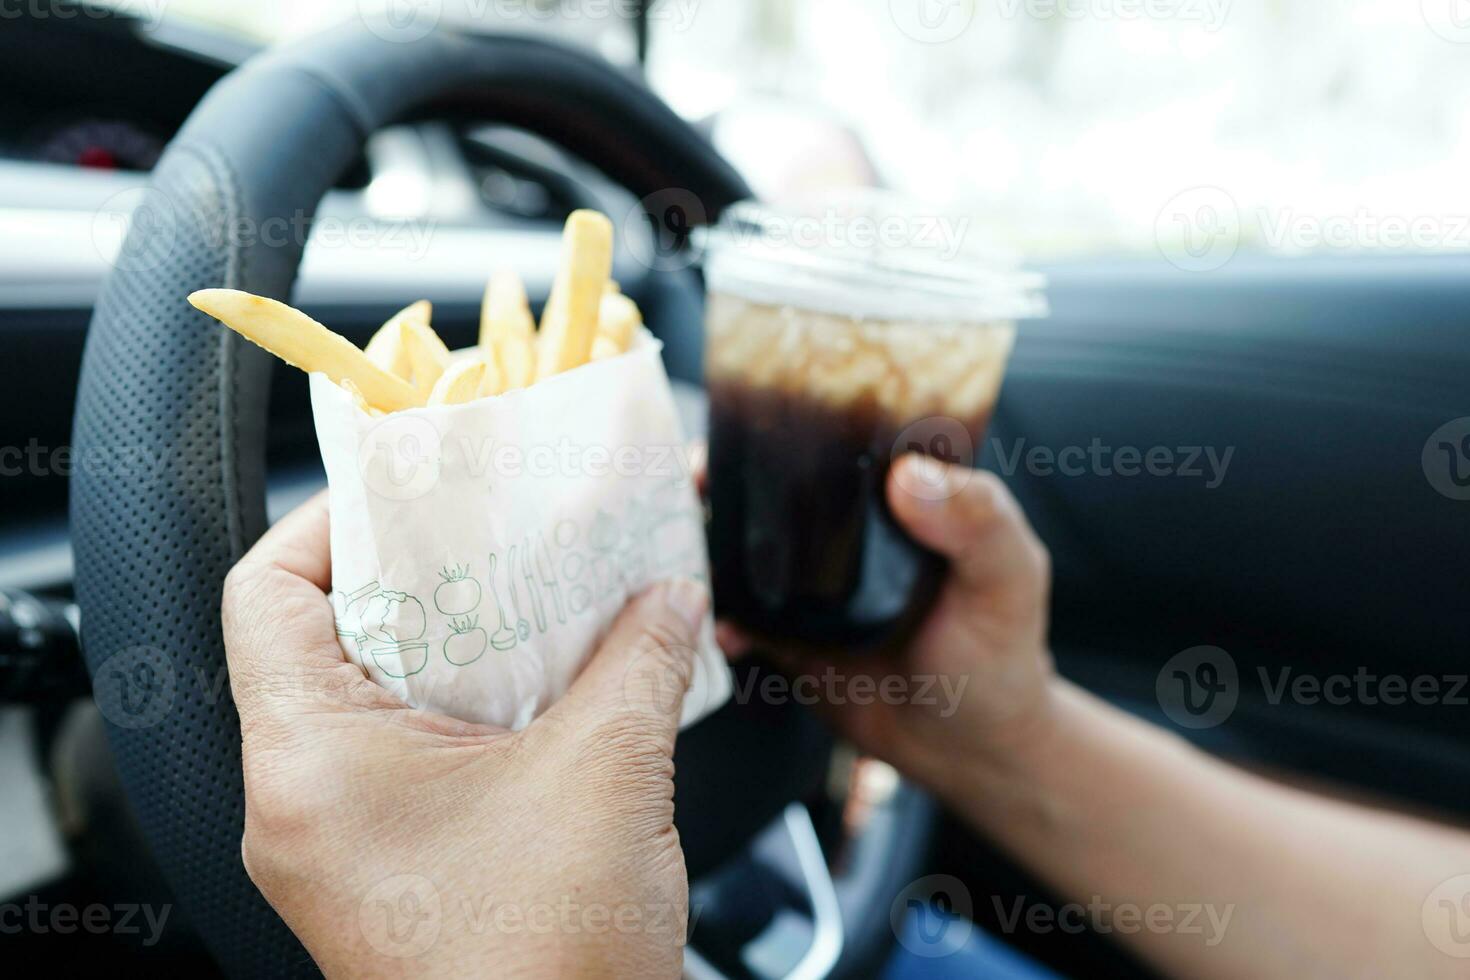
[3,2,1469,978]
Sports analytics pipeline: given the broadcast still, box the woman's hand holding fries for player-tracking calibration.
[223,493,710,977]
[196,207,718,976]
[187,209,642,413]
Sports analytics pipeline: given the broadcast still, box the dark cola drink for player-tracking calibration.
[703,275,1032,650]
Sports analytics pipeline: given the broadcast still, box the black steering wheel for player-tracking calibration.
[69,23,922,977]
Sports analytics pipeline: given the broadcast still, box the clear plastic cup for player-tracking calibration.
[701,201,1047,649]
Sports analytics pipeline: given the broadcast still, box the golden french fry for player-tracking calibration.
[477,349,506,397]
[401,318,452,399]
[495,332,536,391]
[364,300,430,378]
[539,292,562,338]
[187,289,422,412]
[597,291,641,353]
[536,209,612,380]
[427,358,488,405]
[479,270,536,351]
[590,335,622,362]
[339,378,384,417]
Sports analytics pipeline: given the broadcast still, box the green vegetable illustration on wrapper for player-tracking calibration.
[331,581,429,679]
[360,588,427,644]
[434,563,481,616]
[507,544,532,641]
[443,616,488,666]
[331,515,664,682]
[372,643,429,678]
[330,587,365,661]
[487,552,519,650]
[588,509,622,600]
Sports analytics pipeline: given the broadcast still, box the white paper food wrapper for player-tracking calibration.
[309,332,731,730]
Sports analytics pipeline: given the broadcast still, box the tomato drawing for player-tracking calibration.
[434,564,481,616]
[443,617,488,666]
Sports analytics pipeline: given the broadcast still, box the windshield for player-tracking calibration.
[99,0,641,58]
[97,0,1470,263]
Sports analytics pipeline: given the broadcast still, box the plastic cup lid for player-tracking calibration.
[699,198,1048,323]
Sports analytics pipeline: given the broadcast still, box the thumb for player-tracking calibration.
[544,579,710,742]
[887,455,1050,611]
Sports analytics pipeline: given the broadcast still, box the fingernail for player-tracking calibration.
[663,579,710,633]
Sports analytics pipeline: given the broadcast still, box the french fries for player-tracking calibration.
[536,210,613,380]
[428,358,488,405]
[339,379,384,417]
[479,269,536,393]
[188,289,422,412]
[364,300,430,376]
[476,347,506,397]
[480,270,535,347]
[589,335,622,362]
[596,291,641,354]
[492,332,535,391]
[401,317,452,399]
[188,209,641,416]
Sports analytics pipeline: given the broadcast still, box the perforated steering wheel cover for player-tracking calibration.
[71,24,749,977]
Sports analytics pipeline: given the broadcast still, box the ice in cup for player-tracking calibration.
[701,202,1046,649]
